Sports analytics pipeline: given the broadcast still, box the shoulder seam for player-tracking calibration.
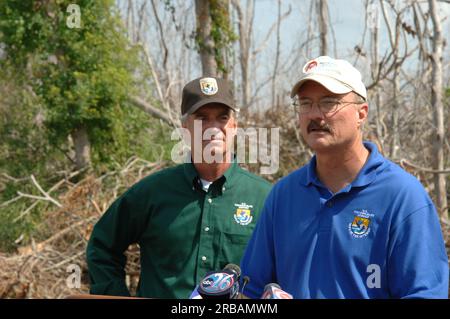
[391,203,435,234]
[235,168,272,186]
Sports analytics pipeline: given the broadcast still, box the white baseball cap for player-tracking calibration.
[290,56,367,100]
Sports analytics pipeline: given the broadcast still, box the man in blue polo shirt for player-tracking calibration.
[240,56,449,299]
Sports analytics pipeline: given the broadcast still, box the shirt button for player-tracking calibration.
[192,186,195,191]
[208,198,212,204]
[201,256,207,261]
[222,187,226,192]
[204,227,210,232]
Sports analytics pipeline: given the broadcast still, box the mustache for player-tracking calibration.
[307,121,331,133]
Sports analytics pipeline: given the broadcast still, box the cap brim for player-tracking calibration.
[290,74,353,98]
[184,99,238,118]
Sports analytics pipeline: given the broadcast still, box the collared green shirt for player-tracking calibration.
[86,161,271,298]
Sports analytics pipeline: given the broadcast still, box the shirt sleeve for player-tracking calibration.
[387,204,449,299]
[86,186,150,296]
[240,189,277,299]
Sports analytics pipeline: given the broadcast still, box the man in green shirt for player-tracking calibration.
[86,77,272,298]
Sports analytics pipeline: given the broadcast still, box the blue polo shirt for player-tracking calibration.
[240,142,448,299]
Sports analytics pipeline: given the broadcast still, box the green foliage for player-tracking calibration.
[0,0,140,165]
[0,0,176,252]
[209,0,237,74]
[194,0,237,75]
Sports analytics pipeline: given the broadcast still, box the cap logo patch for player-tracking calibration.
[199,77,218,96]
[304,60,318,73]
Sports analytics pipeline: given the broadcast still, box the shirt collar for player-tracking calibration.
[303,155,321,187]
[183,156,239,190]
[351,141,385,187]
[300,141,385,189]
[222,159,239,188]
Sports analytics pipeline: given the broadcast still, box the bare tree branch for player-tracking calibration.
[400,159,450,174]
[150,0,169,69]
[129,95,176,127]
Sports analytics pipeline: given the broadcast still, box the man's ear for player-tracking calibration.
[228,114,238,135]
[181,115,189,129]
[357,103,368,127]
[231,115,238,129]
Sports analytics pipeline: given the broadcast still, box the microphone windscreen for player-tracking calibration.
[264,283,281,290]
[223,263,241,278]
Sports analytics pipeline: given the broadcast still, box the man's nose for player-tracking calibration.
[202,123,225,137]
[305,102,324,119]
[202,119,225,130]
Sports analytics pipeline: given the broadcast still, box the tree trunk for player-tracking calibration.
[195,0,217,76]
[71,126,91,171]
[232,0,254,108]
[271,0,282,107]
[428,0,448,221]
[389,65,400,159]
[369,2,383,146]
[317,0,328,56]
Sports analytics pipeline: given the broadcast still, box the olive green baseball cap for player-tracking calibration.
[181,77,238,120]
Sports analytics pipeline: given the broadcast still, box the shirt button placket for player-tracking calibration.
[198,195,213,274]
[319,199,334,232]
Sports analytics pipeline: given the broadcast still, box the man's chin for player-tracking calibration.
[305,135,333,152]
[192,147,231,164]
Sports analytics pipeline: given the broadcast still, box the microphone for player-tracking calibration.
[223,263,241,280]
[261,283,293,299]
[196,264,241,299]
[188,285,203,299]
[241,276,250,296]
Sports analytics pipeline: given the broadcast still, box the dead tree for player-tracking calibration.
[317,0,329,56]
[271,0,282,107]
[195,0,218,76]
[428,0,448,220]
[71,127,91,171]
[379,0,413,159]
[231,0,255,108]
[368,0,385,149]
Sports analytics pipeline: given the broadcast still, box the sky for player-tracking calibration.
[253,0,450,59]
[114,0,450,109]
[244,0,450,105]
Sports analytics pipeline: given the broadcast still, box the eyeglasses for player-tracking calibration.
[292,98,364,114]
